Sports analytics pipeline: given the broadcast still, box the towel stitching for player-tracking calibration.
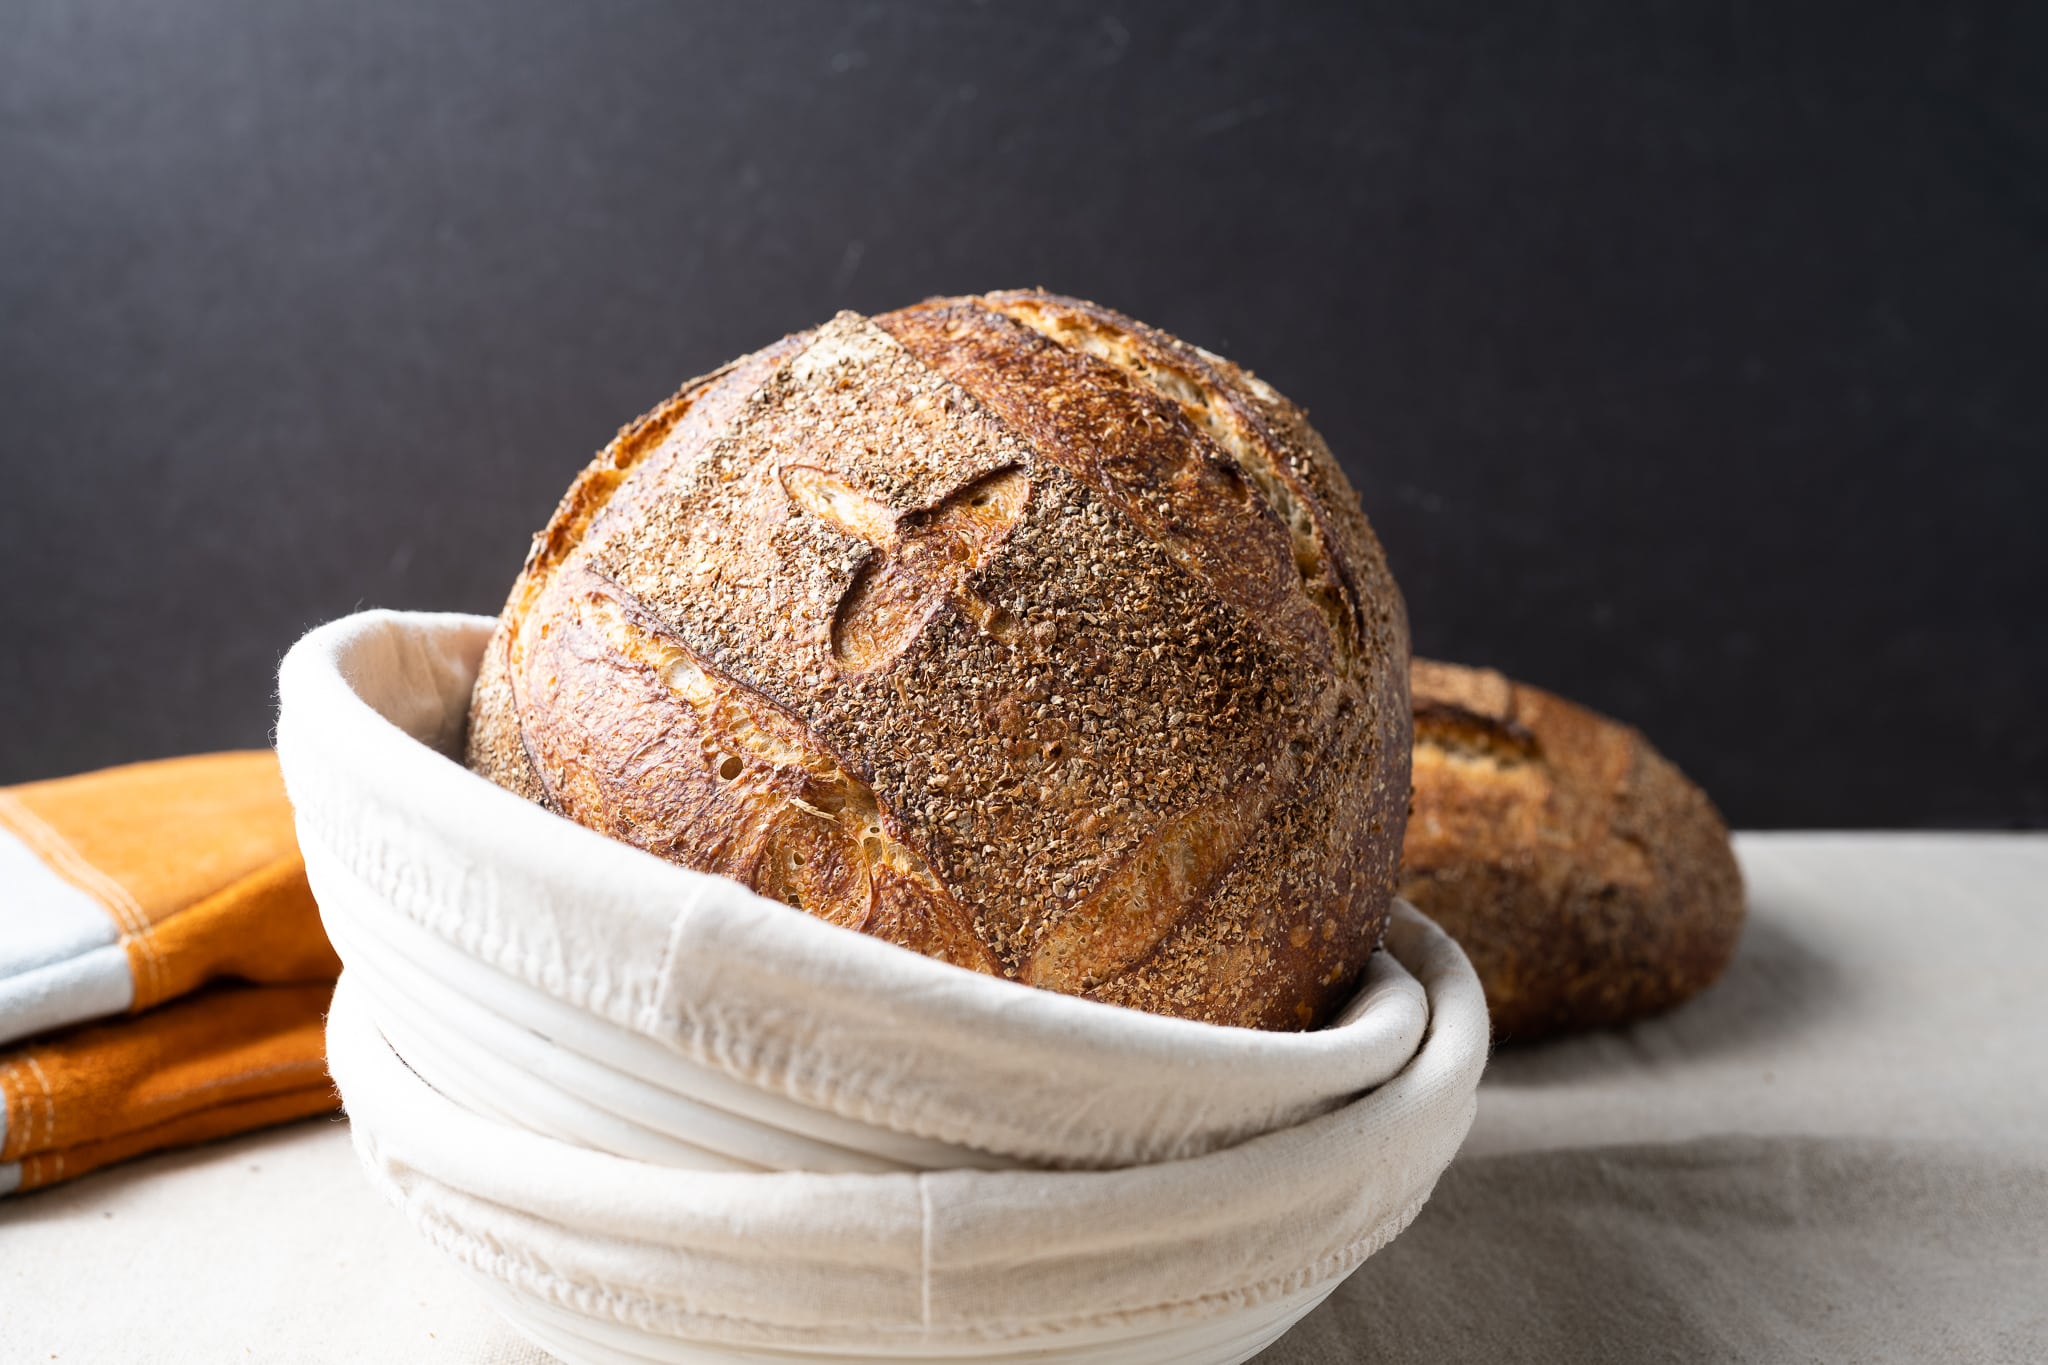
[52,803,165,1002]
[140,1058,330,1109]
[22,1081,334,1189]
[0,1062,19,1161]
[0,792,138,942]
[0,792,167,1003]
[134,852,306,939]
[24,1055,55,1153]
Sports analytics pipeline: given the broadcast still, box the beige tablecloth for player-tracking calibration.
[4,834,2044,1363]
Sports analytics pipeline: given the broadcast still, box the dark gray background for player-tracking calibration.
[3,1,2043,826]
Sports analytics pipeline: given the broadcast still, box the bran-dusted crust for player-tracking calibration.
[466,291,1411,1030]
[1398,659,1745,1041]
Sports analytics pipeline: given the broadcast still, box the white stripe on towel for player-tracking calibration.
[0,827,133,1049]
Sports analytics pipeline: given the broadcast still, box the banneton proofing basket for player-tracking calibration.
[278,611,1489,1365]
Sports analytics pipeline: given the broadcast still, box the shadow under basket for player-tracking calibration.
[280,610,1490,1365]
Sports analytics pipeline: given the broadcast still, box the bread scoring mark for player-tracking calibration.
[1410,662,1536,766]
[594,587,940,891]
[778,462,1030,674]
[1409,657,1512,718]
[982,294,1359,676]
[1413,703,1542,768]
[1023,654,1350,1002]
[1024,794,1255,992]
[776,465,899,548]
[525,570,997,971]
[587,311,1035,700]
[875,301,1335,678]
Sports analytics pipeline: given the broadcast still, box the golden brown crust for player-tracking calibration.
[1398,659,1746,1041]
[464,621,550,806]
[877,300,1332,671]
[464,334,810,806]
[467,292,1411,1030]
[968,291,1412,913]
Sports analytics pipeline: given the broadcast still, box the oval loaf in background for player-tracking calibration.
[1398,659,1746,1041]
[466,290,1412,1031]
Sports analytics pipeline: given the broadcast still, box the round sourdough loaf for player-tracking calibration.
[1398,659,1745,1040]
[466,291,1410,1030]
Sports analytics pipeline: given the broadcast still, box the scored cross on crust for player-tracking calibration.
[777,463,1031,674]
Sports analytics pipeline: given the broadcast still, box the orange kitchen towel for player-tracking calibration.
[0,751,343,1193]
[0,751,341,1047]
[0,982,336,1194]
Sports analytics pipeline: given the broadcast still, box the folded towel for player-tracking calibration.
[0,752,342,1193]
[0,752,340,1047]
[0,982,335,1195]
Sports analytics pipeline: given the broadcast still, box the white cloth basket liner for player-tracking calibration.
[281,610,1489,1363]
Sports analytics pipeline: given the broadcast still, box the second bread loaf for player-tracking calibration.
[1398,659,1745,1041]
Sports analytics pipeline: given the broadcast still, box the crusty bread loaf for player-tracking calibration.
[1398,659,1744,1041]
[465,291,1411,1030]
